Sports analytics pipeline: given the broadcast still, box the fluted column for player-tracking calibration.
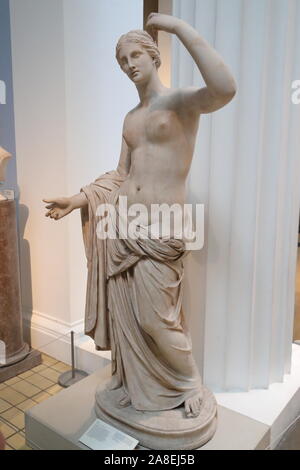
[172,0,300,390]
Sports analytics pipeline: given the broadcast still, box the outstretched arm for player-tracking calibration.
[43,193,87,220]
[146,13,237,114]
[44,132,130,221]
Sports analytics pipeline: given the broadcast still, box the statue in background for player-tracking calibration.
[44,13,236,449]
[0,147,12,200]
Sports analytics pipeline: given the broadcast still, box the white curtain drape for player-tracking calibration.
[172,0,300,391]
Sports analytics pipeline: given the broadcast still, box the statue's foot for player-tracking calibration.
[118,392,131,408]
[107,374,122,391]
[184,390,203,418]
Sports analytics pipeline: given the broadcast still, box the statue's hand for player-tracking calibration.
[146,12,181,34]
[43,197,73,220]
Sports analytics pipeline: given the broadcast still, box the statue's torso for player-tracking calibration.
[119,90,200,217]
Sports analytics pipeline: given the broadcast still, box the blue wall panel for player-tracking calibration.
[0,0,17,192]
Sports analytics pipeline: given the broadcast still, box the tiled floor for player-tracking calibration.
[0,353,70,450]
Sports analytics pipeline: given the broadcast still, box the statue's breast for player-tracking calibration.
[145,110,181,143]
[124,107,182,150]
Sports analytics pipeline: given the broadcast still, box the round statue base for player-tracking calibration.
[95,376,217,450]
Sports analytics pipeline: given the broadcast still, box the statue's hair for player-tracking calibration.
[116,30,161,69]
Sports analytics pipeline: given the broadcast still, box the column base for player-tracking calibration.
[0,343,30,368]
[0,349,42,383]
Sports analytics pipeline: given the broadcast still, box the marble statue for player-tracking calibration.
[0,146,12,201]
[44,13,236,449]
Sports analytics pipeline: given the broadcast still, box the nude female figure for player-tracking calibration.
[44,13,236,418]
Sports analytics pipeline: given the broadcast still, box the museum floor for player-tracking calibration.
[0,353,69,450]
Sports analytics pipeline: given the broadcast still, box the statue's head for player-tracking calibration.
[116,30,161,83]
[0,147,12,183]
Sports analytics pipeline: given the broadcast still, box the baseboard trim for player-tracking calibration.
[23,310,111,374]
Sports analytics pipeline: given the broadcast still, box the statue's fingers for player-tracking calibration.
[145,21,155,31]
[145,15,155,27]
[146,13,155,24]
[43,198,55,204]
[145,24,158,42]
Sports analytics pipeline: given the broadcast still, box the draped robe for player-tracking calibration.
[81,171,202,412]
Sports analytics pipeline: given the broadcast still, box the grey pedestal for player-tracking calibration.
[25,366,270,451]
[0,349,42,383]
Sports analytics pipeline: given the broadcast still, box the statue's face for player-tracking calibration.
[0,147,12,183]
[118,43,155,84]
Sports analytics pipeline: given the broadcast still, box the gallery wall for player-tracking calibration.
[9,0,143,350]
[0,0,17,193]
[62,0,144,327]
[9,0,71,348]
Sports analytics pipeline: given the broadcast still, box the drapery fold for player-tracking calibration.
[80,170,126,349]
[81,171,202,410]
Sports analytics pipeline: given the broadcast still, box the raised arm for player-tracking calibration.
[146,13,237,114]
